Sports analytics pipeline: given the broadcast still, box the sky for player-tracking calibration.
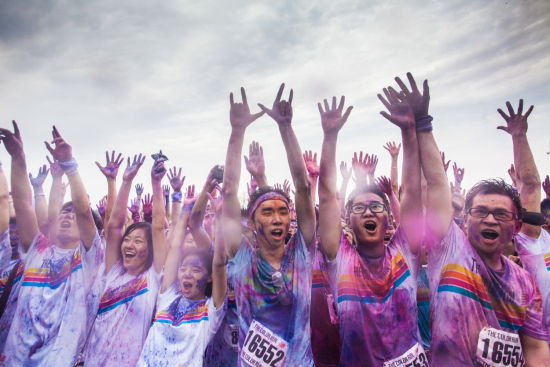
[0,0,549,205]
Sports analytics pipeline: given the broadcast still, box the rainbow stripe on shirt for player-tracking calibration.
[337,252,411,304]
[544,252,550,271]
[154,299,208,326]
[97,276,149,315]
[312,268,330,289]
[437,264,527,331]
[22,251,82,289]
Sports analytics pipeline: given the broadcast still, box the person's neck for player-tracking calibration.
[357,240,385,259]
[56,237,79,250]
[478,250,504,271]
[259,241,285,270]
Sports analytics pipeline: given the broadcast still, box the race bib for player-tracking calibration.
[240,320,288,367]
[476,327,525,367]
[223,323,239,352]
[383,342,428,367]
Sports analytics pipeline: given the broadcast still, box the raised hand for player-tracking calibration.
[497,99,534,136]
[318,95,353,134]
[244,141,265,178]
[46,156,63,179]
[44,126,72,162]
[452,162,465,185]
[229,87,264,130]
[142,194,153,219]
[507,164,519,187]
[167,166,185,192]
[365,154,378,176]
[440,152,450,173]
[247,175,258,196]
[282,179,291,195]
[128,198,140,216]
[163,185,170,197]
[303,150,320,178]
[352,151,370,183]
[376,176,393,196]
[0,120,24,158]
[95,150,124,179]
[450,182,466,212]
[184,185,196,206]
[378,87,415,129]
[123,154,146,181]
[96,197,107,217]
[151,159,167,182]
[135,183,144,196]
[29,165,49,188]
[393,72,430,120]
[543,175,550,198]
[340,161,352,181]
[383,141,401,158]
[258,83,294,126]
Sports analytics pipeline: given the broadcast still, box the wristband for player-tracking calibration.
[58,158,78,175]
[416,115,433,132]
[172,191,183,202]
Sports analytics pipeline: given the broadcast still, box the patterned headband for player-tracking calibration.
[248,192,290,219]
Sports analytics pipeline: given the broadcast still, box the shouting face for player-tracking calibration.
[177,254,211,300]
[121,227,150,275]
[348,192,390,247]
[251,199,291,248]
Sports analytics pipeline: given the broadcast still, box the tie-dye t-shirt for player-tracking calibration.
[83,262,160,367]
[310,246,340,367]
[428,222,547,367]
[230,230,315,367]
[1,232,103,367]
[417,265,431,349]
[515,229,550,337]
[137,285,225,367]
[204,261,239,367]
[0,259,24,353]
[327,227,421,367]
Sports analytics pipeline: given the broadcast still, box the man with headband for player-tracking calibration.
[222,85,316,367]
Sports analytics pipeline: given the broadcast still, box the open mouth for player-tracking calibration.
[364,221,377,232]
[182,282,193,290]
[271,229,284,238]
[481,229,499,240]
[123,250,136,259]
[60,221,71,228]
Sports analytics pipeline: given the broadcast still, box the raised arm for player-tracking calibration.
[258,84,316,245]
[211,207,227,309]
[338,161,352,217]
[0,164,9,234]
[396,73,452,242]
[244,141,268,188]
[318,96,353,260]
[383,141,401,193]
[376,176,401,225]
[303,150,319,205]
[45,126,97,249]
[29,164,49,234]
[105,154,145,274]
[222,87,264,258]
[190,167,221,250]
[167,166,185,225]
[378,82,423,253]
[161,206,191,293]
[497,100,540,238]
[46,156,66,242]
[151,160,169,273]
[95,151,123,228]
[0,121,38,251]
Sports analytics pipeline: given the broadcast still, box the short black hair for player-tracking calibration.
[541,198,550,213]
[465,179,522,218]
[345,184,391,215]
[121,222,153,272]
[246,186,291,218]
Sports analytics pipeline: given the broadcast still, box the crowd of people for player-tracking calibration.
[0,73,548,367]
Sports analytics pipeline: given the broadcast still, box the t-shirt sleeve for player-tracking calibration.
[427,221,465,290]
[0,229,11,271]
[231,237,253,281]
[521,278,549,341]
[157,284,179,310]
[207,297,226,338]
[389,226,419,277]
[81,231,105,287]
[327,231,351,297]
[516,230,550,256]
[21,232,50,263]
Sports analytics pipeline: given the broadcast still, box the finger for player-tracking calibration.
[497,108,509,121]
[44,142,54,155]
[317,102,324,116]
[324,99,330,112]
[115,153,123,166]
[178,167,182,178]
[314,152,317,162]
[337,96,345,112]
[12,120,20,138]
[524,105,534,119]
[518,99,523,115]
[377,94,391,111]
[331,96,336,110]
[342,106,353,122]
[229,92,234,106]
[380,111,398,124]
[288,89,293,105]
[506,101,514,117]
[496,126,509,133]
[422,80,430,99]
[275,83,285,103]
[406,72,419,94]
[241,87,248,106]
[52,125,62,139]
[244,156,249,167]
[46,156,53,165]
[257,103,271,117]
[251,111,265,121]
[394,76,410,95]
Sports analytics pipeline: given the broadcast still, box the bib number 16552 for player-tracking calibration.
[240,320,288,367]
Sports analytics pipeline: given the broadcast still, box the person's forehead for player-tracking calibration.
[471,193,515,211]
[257,199,289,210]
[352,192,384,205]
[181,254,205,267]
[125,228,146,238]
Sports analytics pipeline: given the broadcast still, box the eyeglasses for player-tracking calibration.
[467,207,517,222]
[350,202,386,215]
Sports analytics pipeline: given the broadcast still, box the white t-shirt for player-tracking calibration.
[83,262,160,367]
[137,285,225,367]
[515,229,550,337]
[0,232,103,367]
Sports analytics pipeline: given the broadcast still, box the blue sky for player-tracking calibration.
[0,0,549,204]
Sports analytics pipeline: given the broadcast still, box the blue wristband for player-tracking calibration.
[416,115,433,132]
[58,158,78,175]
